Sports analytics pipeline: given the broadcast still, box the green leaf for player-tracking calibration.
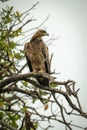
[9,41,17,49]
[33,122,38,129]
[22,81,28,87]
[0,112,3,118]
[9,120,18,128]
[22,107,27,112]
[50,83,58,88]
[14,52,22,59]
[0,100,4,106]
[15,11,22,17]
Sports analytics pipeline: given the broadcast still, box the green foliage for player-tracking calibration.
[0,4,50,130]
[7,113,20,128]
[0,6,25,129]
[0,6,24,73]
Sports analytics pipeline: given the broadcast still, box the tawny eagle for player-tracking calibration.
[24,29,50,86]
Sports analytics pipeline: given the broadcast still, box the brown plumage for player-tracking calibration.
[24,29,50,86]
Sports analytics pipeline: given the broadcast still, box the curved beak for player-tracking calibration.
[46,33,49,36]
[42,31,49,37]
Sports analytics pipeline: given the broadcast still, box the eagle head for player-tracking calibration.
[37,29,49,37]
[31,30,49,41]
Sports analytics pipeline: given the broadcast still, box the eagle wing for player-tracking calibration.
[41,41,50,74]
[24,42,33,72]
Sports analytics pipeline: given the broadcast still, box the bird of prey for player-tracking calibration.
[24,29,50,86]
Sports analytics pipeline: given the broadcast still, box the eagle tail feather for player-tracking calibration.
[37,77,49,87]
